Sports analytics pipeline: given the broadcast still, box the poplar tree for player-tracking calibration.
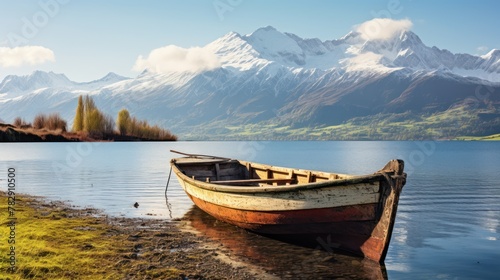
[117,109,130,135]
[72,95,84,131]
[83,95,97,132]
[85,108,104,135]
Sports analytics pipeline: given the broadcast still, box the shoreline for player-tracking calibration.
[0,123,177,142]
[0,191,271,279]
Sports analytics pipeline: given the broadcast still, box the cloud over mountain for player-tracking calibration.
[355,18,413,41]
[0,46,55,68]
[133,45,221,74]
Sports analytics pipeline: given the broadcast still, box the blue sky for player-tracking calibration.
[1,0,499,82]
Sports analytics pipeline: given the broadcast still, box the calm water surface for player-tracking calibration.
[1,141,499,279]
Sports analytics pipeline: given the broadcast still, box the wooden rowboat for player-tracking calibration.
[170,151,406,263]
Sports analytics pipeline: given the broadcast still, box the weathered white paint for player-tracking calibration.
[178,180,380,211]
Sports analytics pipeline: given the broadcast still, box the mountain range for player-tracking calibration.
[1,25,499,140]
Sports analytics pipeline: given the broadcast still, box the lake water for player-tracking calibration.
[1,141,499,279]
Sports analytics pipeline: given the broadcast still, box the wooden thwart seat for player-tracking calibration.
[210,178,296,186]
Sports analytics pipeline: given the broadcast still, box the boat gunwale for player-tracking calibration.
[171,158,389,194]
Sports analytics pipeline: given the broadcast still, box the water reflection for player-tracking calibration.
[183,206,387,279]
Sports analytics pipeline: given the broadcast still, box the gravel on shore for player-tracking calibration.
[0,191,276,279]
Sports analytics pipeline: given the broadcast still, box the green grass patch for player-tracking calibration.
[455,133,500,141]
[0,195,133,279]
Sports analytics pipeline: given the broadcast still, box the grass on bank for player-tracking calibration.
[1,194,125,279]
[455,133,500,141]
[0,193,181,279]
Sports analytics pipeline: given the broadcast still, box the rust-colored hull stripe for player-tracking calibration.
[188,194,385,261]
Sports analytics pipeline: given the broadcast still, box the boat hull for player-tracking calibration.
[171,157,406,263]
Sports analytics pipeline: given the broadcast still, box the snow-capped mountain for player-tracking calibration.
[0,71,74,97]
[205,25,500,80]
[78,72,131,91]
[205,26,361,72]
[0,71,130,99]
[0,25,499,139]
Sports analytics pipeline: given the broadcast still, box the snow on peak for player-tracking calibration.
[243,26,305,66]
[207,26,350,71]
[90,72,129,84]
[0,70,74,96]
[0,71,132,99]
[103,72,128,80]
[206,30,264,71]
[334,31,364,46]
[482,49,500,60]
[75,72,131,91]
[29,70,72,85]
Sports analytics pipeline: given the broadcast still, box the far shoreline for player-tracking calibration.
[0,123,178,142]
[1,122,499,141]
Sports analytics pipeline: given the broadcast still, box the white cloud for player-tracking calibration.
[133,45,221,74]
[342,52,387,72]
[476,46,489,55]
[356,18,413,41]
[0,46,55,68]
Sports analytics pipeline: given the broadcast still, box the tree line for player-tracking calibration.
[116,109,176,140]
[72,95,177,140]
[13,113,67,132]
[10,95,176,141]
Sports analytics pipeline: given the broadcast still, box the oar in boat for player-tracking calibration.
[170,150,231,160]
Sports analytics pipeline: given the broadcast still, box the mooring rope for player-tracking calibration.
[377,171,395,190]
[164,165,173,219]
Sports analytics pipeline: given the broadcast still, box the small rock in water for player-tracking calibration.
[134,202,139,208]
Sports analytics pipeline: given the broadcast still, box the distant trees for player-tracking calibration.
[117,109,130,135]
[13,117,31,128]
[33,114,46,129]
[72,95,84,131]
[115,109,177,140]
[71,95,176,140]
[6,94,176,141]
[72,95,115,136]
[103,114,115,135]
[33,113,67,132]
[11,114,66,132]
[84,108,103,135]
